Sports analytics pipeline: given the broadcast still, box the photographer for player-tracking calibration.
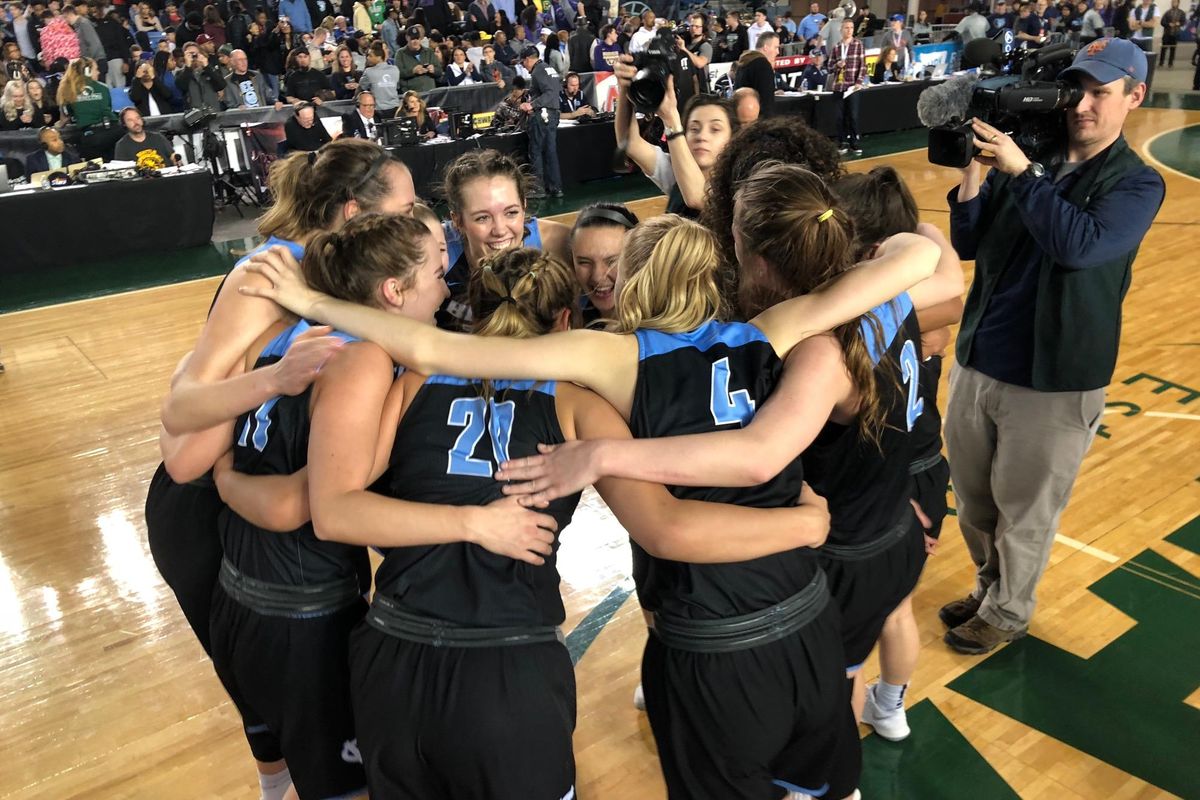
[941,39,1165,655]
[128,58,173,115]
[614,53,737,218]
[176,41,226,110]
[675,13,713,107]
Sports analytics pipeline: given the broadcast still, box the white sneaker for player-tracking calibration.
[633,682,645,711]
[860,684,910,741]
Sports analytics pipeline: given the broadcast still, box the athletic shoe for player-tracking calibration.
[852,147,864,156]
[938,594,982,629]
[860,684,911,741]
[550,189,564,198]
[944,615,1027,655]
[633,682,645,711]
[838,146,850,155]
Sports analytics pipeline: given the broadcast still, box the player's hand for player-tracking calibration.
[495,440,601,506]
[212,449,236,493]
[795,481,831,547]
[240,245,325,318]
[614,53,636,88]
[466,496,560,565]
[924,533,940,555]
[269,324,345,395]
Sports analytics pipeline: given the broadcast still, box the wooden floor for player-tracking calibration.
[1,107,1197,800]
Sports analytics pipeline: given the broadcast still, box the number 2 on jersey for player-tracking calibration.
[709,356,756,427]
[446,397,516,477]
[899,339,925,431]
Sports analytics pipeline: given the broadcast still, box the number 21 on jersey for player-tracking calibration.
[446,396,516,477]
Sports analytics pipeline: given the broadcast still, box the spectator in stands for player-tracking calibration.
[150,51,183,111]
[353,0,373,33]
[226,48,278,109]
[519,44,562,197]
[828,18,864,155]
[284,101,332,149]
[883,13,912,73]
[732,86,759,123]
[853,6,880,38]
[480,44,514,87]
[0,81,36,130]
[592,24,620,70]
[629,9,656,53]
[1129,0,1159,51]
[872,44,903,82]
[615,54,737,218]
[201,4,226,47]
[193,33,218,59]
[341,90,381,139]
[25,125,83,175]
[558,71,593,118]
[446,46,479,84]
[798,1,825,45]
[715,10,748,62]
[39,10,80,67]
[545,30,568,75]
[798,48,828,89]
[329,45,361,99]
[1080,0,1107,44]
[161,2,182,30]
[381,6,402,59]
[746,8,772,51]
[133,3,163,36]
[989,0,1016,32]
[467,0,495,33]
[177,41,226,109]
[128,59,172,115]
[398,89,438,137]
[1015,2,1046,47]
[26,79,59,126]
[735,30,778,117]
[278,0,314,32]
[492,74,531,129]
[511,23,532,54]
[956,2,990,41]
[397,25,441,92]
[7,5,41,64]
[64,3,105,65]
[818,7,846,48]
[491,28,517,66]
[567,21,595,74]
[283,45,331,103]
[359,40,400,113]
[114,106,178,163]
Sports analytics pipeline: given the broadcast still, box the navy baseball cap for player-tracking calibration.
[890,13,905,21]
[1060,37,1148,84]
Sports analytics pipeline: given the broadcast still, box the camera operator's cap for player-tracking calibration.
[1061,37,1147,84]
[520,45,539,59]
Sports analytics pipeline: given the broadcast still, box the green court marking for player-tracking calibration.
[861,699,1019,800]
[1165,516,1200,557]
[564,580,634,666]
[949,517,1200,798]
[1147,123,1200,179]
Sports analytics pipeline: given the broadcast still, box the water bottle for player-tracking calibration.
[800,78,809,92]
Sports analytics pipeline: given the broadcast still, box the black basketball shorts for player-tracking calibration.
[349,624,578,800]
[641,598,861,800]
[911,455,951,541]
[209,584,368,797]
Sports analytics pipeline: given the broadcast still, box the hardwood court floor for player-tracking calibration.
[0,107,1197,799]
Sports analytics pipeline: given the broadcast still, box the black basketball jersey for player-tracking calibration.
[375,376,583,628]
[802,294,924,546]
[909,354,944,462]
[218,320,370,589]
[628,321,820,621]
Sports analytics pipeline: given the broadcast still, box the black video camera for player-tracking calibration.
[928,43,1081,168]
[628,29,678,113]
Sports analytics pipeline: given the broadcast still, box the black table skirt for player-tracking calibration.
[0,171,215,274]
[388,121,618,200]
[776,80,933,138]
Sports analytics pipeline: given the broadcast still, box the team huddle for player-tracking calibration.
[147,135,964,800]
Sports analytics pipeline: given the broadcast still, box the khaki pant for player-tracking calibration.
[944,365,1105,631]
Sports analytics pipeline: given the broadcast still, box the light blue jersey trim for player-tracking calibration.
[424,374,558,396]
[635,320,768,361]
[860,292,913,365]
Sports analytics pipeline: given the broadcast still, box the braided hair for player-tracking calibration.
[303,213,431,305]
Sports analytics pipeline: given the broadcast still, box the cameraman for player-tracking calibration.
[941,39,1165,656]
[176,41,226,110]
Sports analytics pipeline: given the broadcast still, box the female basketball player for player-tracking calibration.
[240,205,950,799]
[497,165,966,742]
[436,149,572,331]
[145,139,415,799]
[293,240,834,798]
[569,202,639,324]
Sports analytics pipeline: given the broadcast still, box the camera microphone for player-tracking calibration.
[916,72,980,128]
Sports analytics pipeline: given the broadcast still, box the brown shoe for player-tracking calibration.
[944,615,1027,655]
[938,595,982,629]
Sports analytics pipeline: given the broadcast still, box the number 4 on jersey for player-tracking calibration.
[710,356,756,427]
[446,397,516,477]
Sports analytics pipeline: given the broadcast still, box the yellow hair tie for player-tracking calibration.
[817,208,835,223]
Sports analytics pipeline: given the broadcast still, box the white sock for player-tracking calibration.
[874,680,907,712]
[258,766,292,800]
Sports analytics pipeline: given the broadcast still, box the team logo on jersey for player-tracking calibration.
[341,738,362,764]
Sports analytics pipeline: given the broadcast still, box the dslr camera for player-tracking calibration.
[629,28,678,113]
[928,42,1081,168]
